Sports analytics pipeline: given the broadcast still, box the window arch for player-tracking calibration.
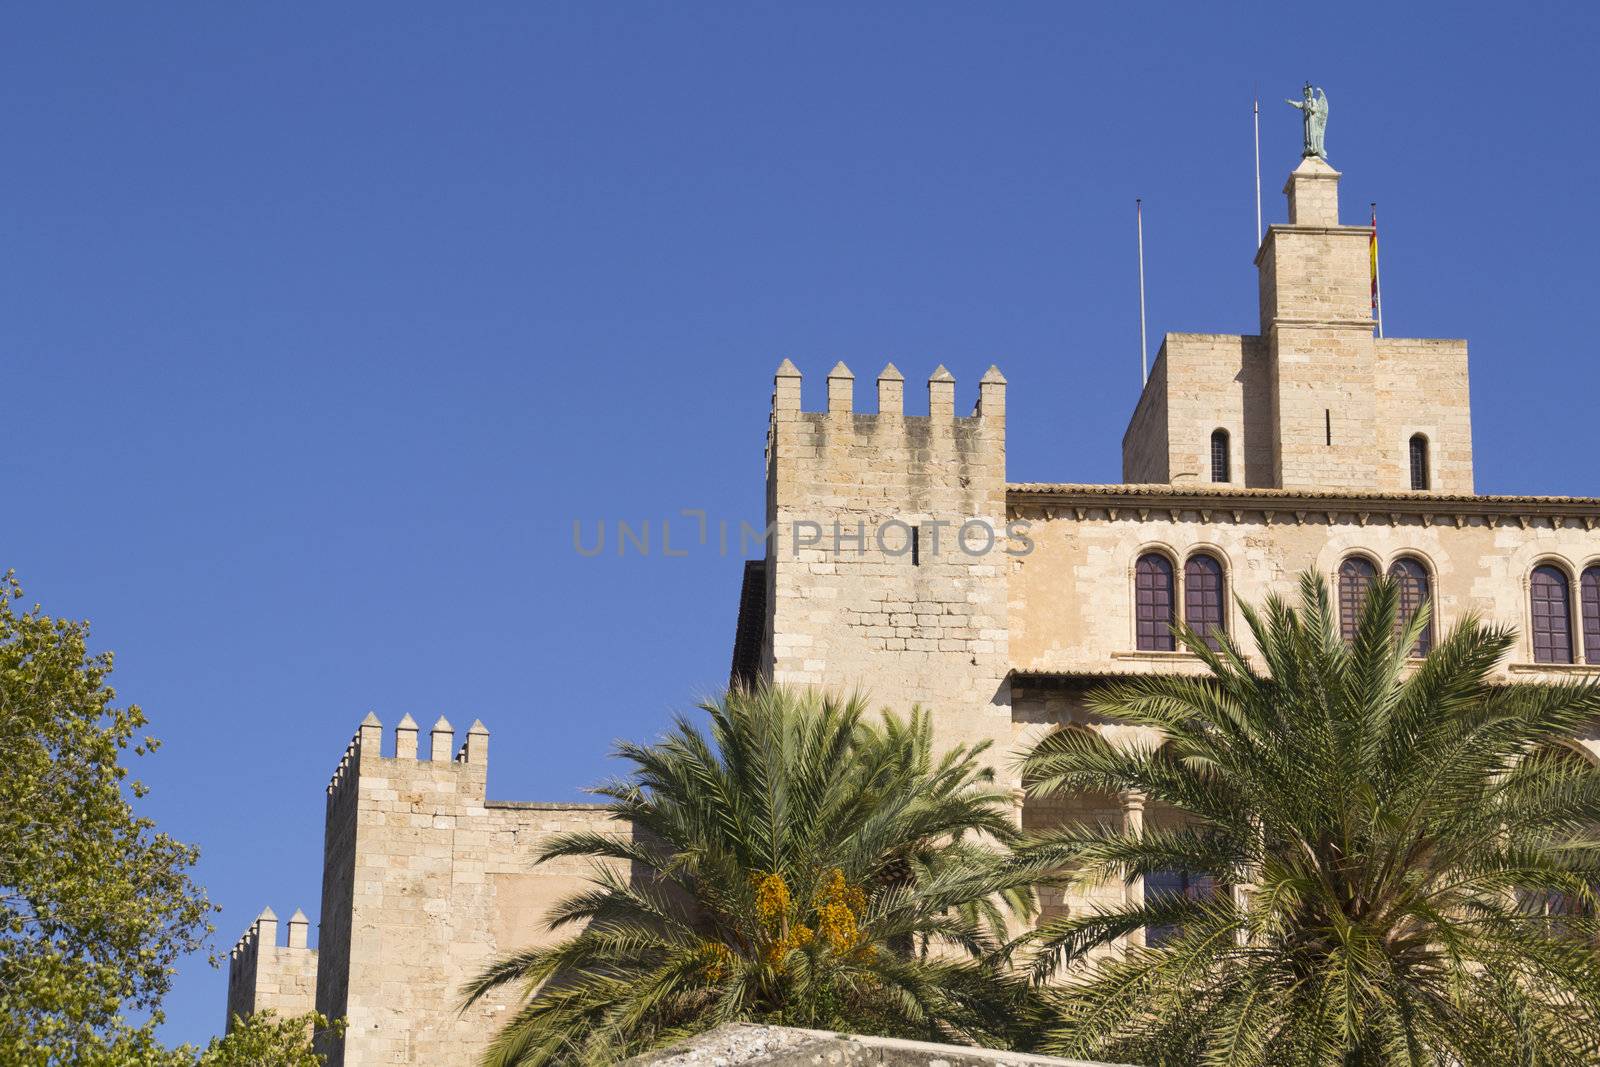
[1135,553,1176,652]
[1184,553,1226,651]
[1583,566,1600,666]
[1144,868,1218,946]
[1409,435,1430,491]
[1337,556,1378,641]
[1388,556,1434,656]
[1531,565,1574,665]
[1210,429,1231,484]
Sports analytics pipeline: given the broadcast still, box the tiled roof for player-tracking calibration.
[1006,482,1600,521]
[1008,482,1600,506]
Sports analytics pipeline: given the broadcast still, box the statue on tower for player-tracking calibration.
[1286,83,1329,160]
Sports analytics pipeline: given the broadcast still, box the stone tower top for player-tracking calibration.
[1121,155,1473,495]
[1284,155,1341,226]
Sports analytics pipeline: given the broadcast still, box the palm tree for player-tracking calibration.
[1020,572,1600,1066]
[464,685,1039,1066]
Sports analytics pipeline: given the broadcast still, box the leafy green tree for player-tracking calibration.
[464,685,1040,1066]
[0,572,214,1066]
[194,1012,341,1066]
[1021,573,1600,1066]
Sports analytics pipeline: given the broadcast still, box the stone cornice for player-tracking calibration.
[1254,222,1373,265]
[1268,317,1386,331]
[1005,483,1600,530]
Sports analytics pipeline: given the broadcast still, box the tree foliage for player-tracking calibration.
[464,685,1041,1066]
[194,1012,340,1067]
[0,572,213,1066]
[1021,572,1600,1066]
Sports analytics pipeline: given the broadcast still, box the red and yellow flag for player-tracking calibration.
[1369,207,1379,311]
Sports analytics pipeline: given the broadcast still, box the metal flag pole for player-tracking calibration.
[1137,197,1148,385]
[1254,97,1262,246]
[1371,201,1384,338]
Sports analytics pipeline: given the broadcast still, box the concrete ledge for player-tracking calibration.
[622,1023,1128,1066]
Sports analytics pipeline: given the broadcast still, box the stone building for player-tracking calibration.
[227,155,1600,1063]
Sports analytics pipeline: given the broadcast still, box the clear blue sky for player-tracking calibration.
[6,1,1597,1047]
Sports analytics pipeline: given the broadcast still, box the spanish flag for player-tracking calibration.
[1369,206,1379,311]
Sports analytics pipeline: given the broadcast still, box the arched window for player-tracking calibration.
[1409,435,1430,491]
[1210,429,1231,484]
[1388,556,1434,656]
[1531,565,1574,664]
[1135,553,1176,652]
[1583,566,1600,666]
[1144,868,1218,947]
[1184,553,1226,651]
[1338,557,1378,641]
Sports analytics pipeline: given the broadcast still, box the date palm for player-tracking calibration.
[464,685,1038,1066]
[1021,572,1600,1066]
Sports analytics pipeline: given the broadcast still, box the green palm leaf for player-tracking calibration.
[463,684,1040,1065]
[1021,572,1600,1066]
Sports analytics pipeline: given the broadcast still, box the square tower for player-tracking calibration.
[1123,157,1474,494]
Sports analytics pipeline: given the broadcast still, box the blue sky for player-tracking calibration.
[6,1,1598,1047]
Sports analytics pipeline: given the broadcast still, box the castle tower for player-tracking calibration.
[311,714,627,1066]
[225,905,318,1030]
[745,360,1015,785]
[1123,156,1473,494]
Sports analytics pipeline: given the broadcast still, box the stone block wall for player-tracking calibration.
[1122,334,1274,488]
[308,714,630,1066]
[1373,337,1473,493]
[1269,323,1382,492]
[1120,353,1168,484]
[225,907,317,1029]
[763,361,1015,786]
[1006,488,1600,678]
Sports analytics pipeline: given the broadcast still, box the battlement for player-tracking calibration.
[308,710,631,1066]
[226,906,317,1031]
[769,359,1005,424]
[764,360,1008,548]
[325,712,491,809]
[759,359,1014,781]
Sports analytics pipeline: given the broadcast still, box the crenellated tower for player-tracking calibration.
[749,361,1016,786]
[214,711,628,1067]
[225,905,317,1029]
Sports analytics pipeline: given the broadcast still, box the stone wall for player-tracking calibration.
[217,714,632,1067]
[763,360,1016,786]
[1120,353,1168,484]
[225,907,317,1029]
[1122,334,1274,488]
[1006,486,1600,680]
[626,1023,1128,1066]
[1373,337,1473,493]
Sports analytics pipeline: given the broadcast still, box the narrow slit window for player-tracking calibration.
[1210,429,1230,483]
[1409,435,1430,491]
[1325,409,1332,446]
[910,525,920,567]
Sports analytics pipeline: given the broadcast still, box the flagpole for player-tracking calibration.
[1137,197,1148,385]
[1253,97,1262,246]
[1371,201,1384,338]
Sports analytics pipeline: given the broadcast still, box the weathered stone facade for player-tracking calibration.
[227,154,1600,1063]
[231,713,629,1066]
[225,907,317,1029]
